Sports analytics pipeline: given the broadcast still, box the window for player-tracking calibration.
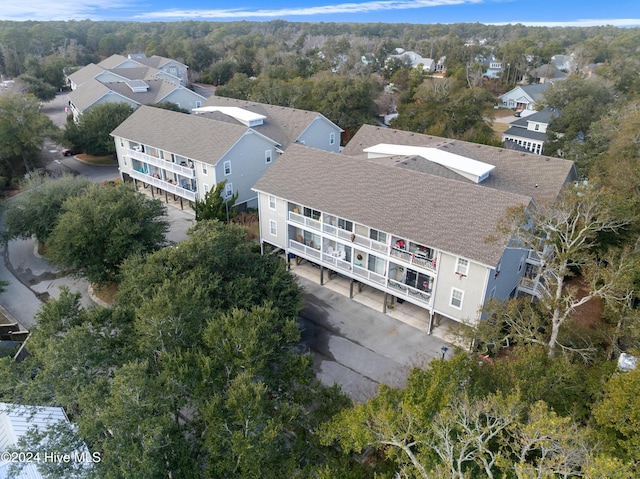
[534,123,540,131]
[303,207,321,221]
[450,288,464,309]
[268,195,276,210]
[223,161,231,175]
[202,163,207,175]
[329,132,336,145]
[204,184,210,193]
[269,220,277,236]
[265,149,272,164]
[337,218,353,231]
[455,257,469,276]
[123,157,127,166]
[225,182,233,198]
[119,138,124,147]
[367,255,385,275]
[195,100,202,108]
[369,228,387,244]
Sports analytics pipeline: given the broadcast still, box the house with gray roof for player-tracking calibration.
[502,108,560,155]
[499,83,549,111]
[111,105,281,209]
[65,53,201,121]
[254,126,576,330]
[197,96,343,152]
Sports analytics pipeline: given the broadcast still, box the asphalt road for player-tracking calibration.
[298,276,448,401]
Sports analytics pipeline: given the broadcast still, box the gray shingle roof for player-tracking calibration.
[254,143,534,266]
[201,96,334,149]
[343,125,575,202]
[67,78,114,111]
[111,105,268,165]
[502,127,548,142]
[106,79,179,105]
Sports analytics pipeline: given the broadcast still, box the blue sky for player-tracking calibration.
[2,0,640,26]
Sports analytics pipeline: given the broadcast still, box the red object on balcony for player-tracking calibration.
[395,240,405,249]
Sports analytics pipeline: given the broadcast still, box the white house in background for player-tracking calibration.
[198,96,343,152]
[0,402,94,479]
[254,126,576,332]
[388,49,436,72]
[499,83,549,111]
[502,108,561,155]
[111,105,280,209]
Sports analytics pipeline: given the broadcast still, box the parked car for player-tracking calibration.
[61,148,81,156]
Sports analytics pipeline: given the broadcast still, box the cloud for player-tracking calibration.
[492,18,640,27]
[141,0,483,20]
[0,0,132,21]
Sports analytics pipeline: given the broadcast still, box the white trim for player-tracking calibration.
[225,182,233,198]
[265,149,273,164]
[202,163,207,175]
[269,219,277,236]
[268,195,276,210]
[455,257,469,276]
[224,160,231,175]
[450,287,464,309]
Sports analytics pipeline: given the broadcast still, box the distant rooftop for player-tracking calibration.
[193,106,266,127]
[363,143,495,183]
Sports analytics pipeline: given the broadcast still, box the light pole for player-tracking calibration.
[440,346,449,360]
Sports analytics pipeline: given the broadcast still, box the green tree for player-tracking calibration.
[64,102,134,156]
[592,366,640,463]
[488,183,635,357]
[0,92,57,174]
[193,179,237,223]
[46,182,168,285]
[17,74,58,101]
[2,174,91,243]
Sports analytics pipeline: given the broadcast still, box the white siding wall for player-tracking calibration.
[257,192,287,249]
[432,252,490,325]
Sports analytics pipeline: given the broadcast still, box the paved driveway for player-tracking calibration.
[298,276,449,402]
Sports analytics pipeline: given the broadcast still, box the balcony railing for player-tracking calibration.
[289,239,321,260]
[352,265,386,285]
[388,278,432,306]
[130,170,196,201]
[353,235,388,254]
[519,277,546,297]
[288,211,321,231]
[390,247,437,272]
[128,149,196,178]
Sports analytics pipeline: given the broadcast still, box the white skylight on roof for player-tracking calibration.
[193,106,266,127]
[363,143,495,183]
[125,79,149,92]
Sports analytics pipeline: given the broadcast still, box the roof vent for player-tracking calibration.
[193,106,266,127]
[364,143,495,183]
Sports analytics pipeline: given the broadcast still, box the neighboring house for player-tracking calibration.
[65,53,202,121]
[97,53,188,85]
[478,54,503,79]
[0,402,94,479]
[435,56,447,74]
[111,105,280,209]
[499,83,549,111]
[197,96,343,152]
[527,63,568,84]
[388,50,435,72]
[254,125,576,331]
[67,77,205,121]
[502,108,561,155]
[551,54,575,73]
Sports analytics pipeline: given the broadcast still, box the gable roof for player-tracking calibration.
[135,55,186,70]
[500,83,549,104]
[200,96,340,149]
[343,125,576,202]
[97,54,129,70]
[106,78,183,105]
[254,144,532,266]
[111,105,276,165]
[67,78,120,111]
[67,63,104,87]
